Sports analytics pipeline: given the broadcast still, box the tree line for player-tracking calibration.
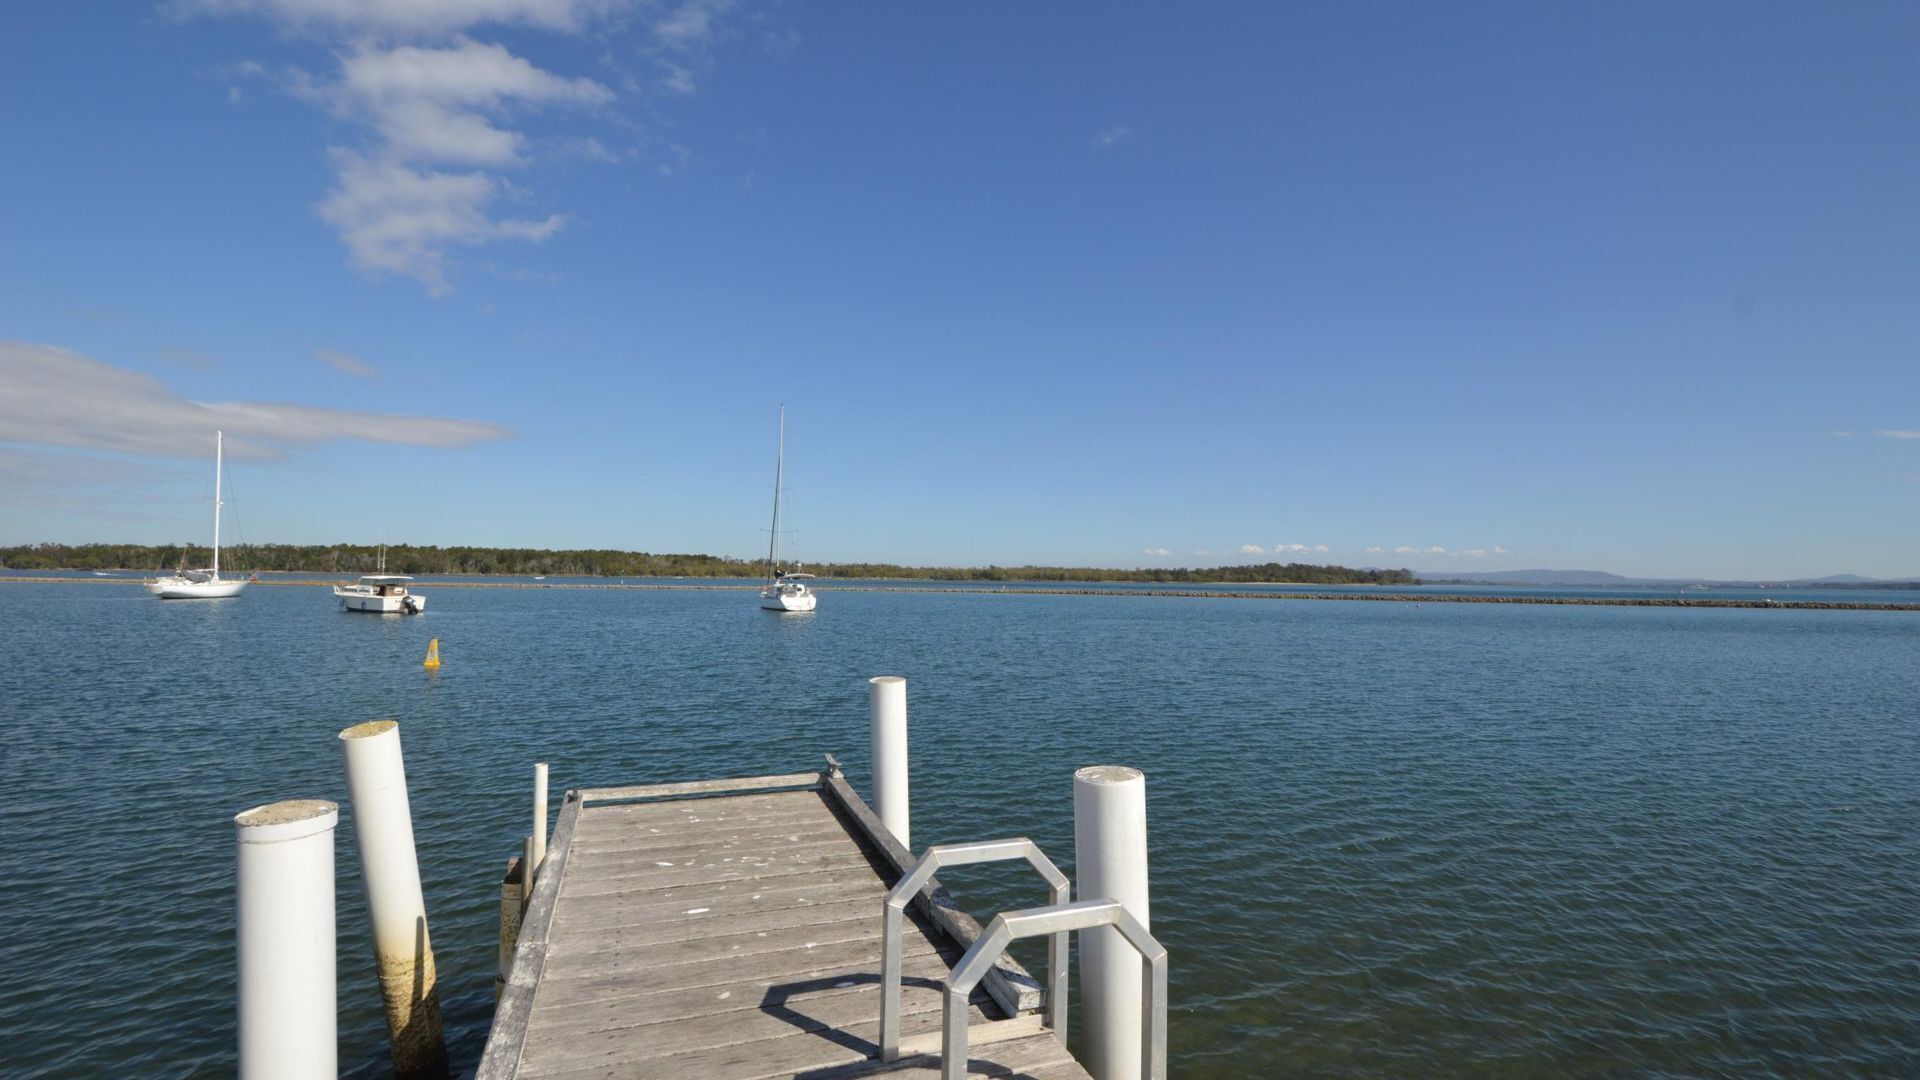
[0,542,1417,585]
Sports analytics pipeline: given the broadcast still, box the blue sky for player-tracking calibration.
[2,2,1917,578]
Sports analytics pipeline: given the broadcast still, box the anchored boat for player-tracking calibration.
[147,431,248,600]
[759,405,818,613]
[334,574,425,614]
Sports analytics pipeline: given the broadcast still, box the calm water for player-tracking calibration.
[1,582,1916,1077]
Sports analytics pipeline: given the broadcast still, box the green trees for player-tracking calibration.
[0,542,1415,586]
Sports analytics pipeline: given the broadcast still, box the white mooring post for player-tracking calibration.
[1074,765,1151,1080]
[532,761,550,882]
[235,799,338,1080]
[868,675,911,850]
[339,721,450,1079]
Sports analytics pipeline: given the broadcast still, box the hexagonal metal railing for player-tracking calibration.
[943,898,1166,1080]
[880,839,1069,1062]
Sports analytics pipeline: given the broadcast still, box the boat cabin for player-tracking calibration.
[356,574,414,596]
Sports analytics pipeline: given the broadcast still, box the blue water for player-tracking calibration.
[12,568,1920,607]
[1,581,1916,1076]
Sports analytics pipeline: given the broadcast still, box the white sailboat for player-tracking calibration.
[147,431,248,600]
[760,406,818,613]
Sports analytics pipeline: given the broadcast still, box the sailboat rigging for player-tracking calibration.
[147,431,248,600]
[759,405,818,613]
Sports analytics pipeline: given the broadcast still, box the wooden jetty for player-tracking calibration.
[479,760,1107,1079]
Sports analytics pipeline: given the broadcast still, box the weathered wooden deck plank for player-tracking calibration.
[562,849,883,897]
[550,893,884,951]
[543,901,918,976]
[577,789,839,830]
[523,950,978,1039]
[529,932,949,1008]
[519,982,996,1074]
[484,778,1087,1080]
[568,818,852,858]
[569,832,861,873]
[521,1030,1079,1080]
[552,868,887,934]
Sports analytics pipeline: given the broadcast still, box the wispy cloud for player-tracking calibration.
[313,347,379,379]
[1272,543,1331,556]
[0,448,177,516]
[1385,542,1510,559]
[1877,430,1920,440]
[1363,545,1385,555]
[200,13,621,295]
[179,0,621,34]
[158,347,221,371]
[1094,125,1131,147]
[0,341,512,459]
[1238,543,1266,555]
[1140,547,1172,558]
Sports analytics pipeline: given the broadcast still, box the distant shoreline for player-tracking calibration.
[6,575,1915,610]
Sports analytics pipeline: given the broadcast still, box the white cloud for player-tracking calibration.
[654,0,729,45]
[661,63,697,95]
[1193,549,1213,557]
[200,15,618,295]
[0,341,512,459]
[1363,546,1385,555]
[1384,543,1510,559]
[313,347,379,379]
[1140,547,1172,558]
[181,0,624,34]
[374,99,524,165]
[1877,430,1920,439]
[1314,544,1329,553]
[1095,125,1131,147]
[1238,544,1266,555]
[317,152,564,296]
[339,39,612,112]
[298,40,612,290]
[1831,430,1854,438]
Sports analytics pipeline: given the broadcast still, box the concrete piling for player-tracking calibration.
[1074,765,1150,1080]
[339,720,449,1079]
[868,676,911,850]
[235,799,338,1080]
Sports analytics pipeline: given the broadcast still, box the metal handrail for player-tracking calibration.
[942,899,1167,1080]
[880,839,1070,1062]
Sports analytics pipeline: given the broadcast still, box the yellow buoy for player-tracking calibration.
[423,638,440,669]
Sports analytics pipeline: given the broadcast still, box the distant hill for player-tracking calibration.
[1419,568,1920,588]
[1416,568,1635,586]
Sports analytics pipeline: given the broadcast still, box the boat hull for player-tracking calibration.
[148,579,247,600]
[335,589,426,614]
[760,589,817,612]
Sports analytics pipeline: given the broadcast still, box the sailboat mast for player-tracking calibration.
[766,406,784,584]
[212,430,223,578]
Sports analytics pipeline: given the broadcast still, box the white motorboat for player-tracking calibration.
[334,574,426,614]
[759,406,818,613]
[147,431,248,600]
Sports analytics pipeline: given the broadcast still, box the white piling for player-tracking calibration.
[531,762,549,882]
[1074,765,1150,1080]
[868,675,910,850]
[339,720,449,1079]
[235,799,338,1080]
